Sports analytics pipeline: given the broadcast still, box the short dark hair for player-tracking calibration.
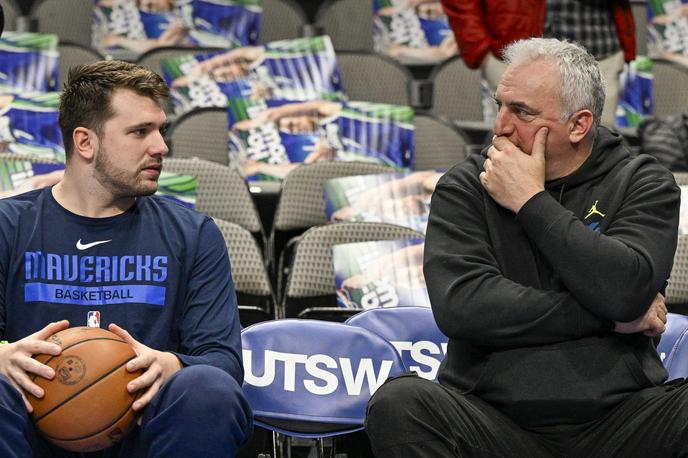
[59,61,169,159]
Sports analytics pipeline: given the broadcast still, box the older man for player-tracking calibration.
[366,38,688,457]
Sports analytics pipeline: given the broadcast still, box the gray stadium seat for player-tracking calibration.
[314,0,374,51]
[168,107,229,165]
[413,113,470,171]
[280,221,424,319]
[652,59,688,118]
[32,0,92,48]
[336,51,413,106]
[58,42,104,87]
[259,0,308,44]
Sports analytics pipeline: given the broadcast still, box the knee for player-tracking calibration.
[366,374,432,429]
[0,375,26,412]
[164,365,252,431]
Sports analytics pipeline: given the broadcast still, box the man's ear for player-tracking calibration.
[568,109,593,144]
[72,127,97,161]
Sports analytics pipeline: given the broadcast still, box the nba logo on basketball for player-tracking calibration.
[87,311,101,328]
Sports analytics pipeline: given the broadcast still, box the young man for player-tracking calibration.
[366,38,688,456]
[0,61,252,457]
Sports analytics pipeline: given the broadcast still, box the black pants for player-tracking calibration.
[365,373,688,457]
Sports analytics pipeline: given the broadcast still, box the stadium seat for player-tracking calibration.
[279,221,423,319]
[336,51,414,106]
[270,161,392,280]
[429,55,484,123]
[652,59,688,118]
[168,107,229,165]
[32,0,92,48]
[630,0,648,56]
[658,313,688,380]
[413,112,470,171]
[658,313,688,365]
[666,234,688,315]
[163,158,266,251]
[241,319,406,456]
[258,0,308,44]
[213,218,274,326]
[0,0,20,31]
[58,42,104,87]
[345,306,447,382]
[314,0,374,51]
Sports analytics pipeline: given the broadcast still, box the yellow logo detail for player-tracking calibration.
[584,200,606,220]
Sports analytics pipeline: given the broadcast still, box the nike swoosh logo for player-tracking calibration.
[76,239,112,250]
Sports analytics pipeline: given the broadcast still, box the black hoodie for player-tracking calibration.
[424,127,680,428]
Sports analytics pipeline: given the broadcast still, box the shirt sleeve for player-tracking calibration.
[424,181,611,348]
[171,218,243,384]
[517,163,680,323]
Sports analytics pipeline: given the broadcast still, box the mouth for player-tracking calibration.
[141,163,162,177]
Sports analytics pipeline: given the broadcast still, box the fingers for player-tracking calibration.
[532,127,549,159]
[32,320,69,341]
[131,381,161,412]
[108,323,139,349]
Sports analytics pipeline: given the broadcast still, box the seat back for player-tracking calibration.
[653,59,688,118]
[33,0,92,47]
[345,306,447,381]
[282,221,424,318]
[168,107,229,165]
[58,42,104,87]
[658,313,688,380]
[336,51,412,106]
[429,56,484,122]
[213,218,273,326]
[273,161,392,232]
[0,0,20,31]
[413,113,469,171]
[630,0,647,56]
[314,0,374,51]
[241,319,406,436]
[658,313,688,364]
[163,158,264,241]
[666,235,688,309]
[271,161,393,281]
[259,0,308,44]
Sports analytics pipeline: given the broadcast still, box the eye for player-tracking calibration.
[132,128,147,137]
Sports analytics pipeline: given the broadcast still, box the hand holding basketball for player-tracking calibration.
[28,326,143,452]
[108,323,183,414]
[0,320,69,412]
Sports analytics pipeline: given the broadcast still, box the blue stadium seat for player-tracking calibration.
[345,306,447,382]
[658,313,688,380]
[241,319,406,455]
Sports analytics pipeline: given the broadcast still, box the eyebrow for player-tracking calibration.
[493,95,541,115]
[127,121,170,132]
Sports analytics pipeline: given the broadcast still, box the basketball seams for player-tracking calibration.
[41,394,139,443]
[31,337,129,380]
[32,355,136,424]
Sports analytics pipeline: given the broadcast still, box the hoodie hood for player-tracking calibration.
[545,127,629,191]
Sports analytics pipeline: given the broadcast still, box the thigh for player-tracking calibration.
[573,380,688,458]
[365,373,552,458]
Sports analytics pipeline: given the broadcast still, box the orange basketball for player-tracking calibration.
[28,327,143,452]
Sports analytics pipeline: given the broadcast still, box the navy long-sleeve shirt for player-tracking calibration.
[0,188,243,384]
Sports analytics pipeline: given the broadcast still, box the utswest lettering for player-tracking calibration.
[242,350,394,396]
[390,340,448,380]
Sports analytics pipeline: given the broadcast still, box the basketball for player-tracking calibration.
[27,326,143,452]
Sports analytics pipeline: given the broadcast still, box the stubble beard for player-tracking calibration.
[94,146,159,199]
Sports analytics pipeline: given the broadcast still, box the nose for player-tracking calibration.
[493,105,514,137]
[150,130,169,157]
